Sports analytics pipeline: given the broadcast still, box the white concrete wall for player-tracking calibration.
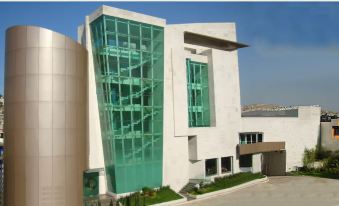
[163,23,243,191]
[189,160,205,179]
[241,106,321,171]
[162,26,190,192]
[252,154,262,173]
[78,16,107,194]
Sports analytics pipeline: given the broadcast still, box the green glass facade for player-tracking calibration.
[90,15,164,194]
[186,59,211,127]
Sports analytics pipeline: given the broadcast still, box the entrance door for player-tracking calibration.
[262,151,286,176]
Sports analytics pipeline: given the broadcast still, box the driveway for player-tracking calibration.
[178,176,339,206]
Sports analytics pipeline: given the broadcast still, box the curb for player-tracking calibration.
[184,176,269,201]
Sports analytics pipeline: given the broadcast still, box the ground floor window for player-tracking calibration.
[333,126,339,139]
[205,158,217,176]
[221,156,232,173]
[239,154,252,167]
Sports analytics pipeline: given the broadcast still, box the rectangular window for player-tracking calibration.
[117,21,128,34]
[221,157,232,173]
[258,133,263,142]
[246,134,251,144]
[333,126,339,136]
[251,134,257,144]
[205,158,217,176]
[239,132,264,144]
[106,19,116,33]
[240,134,246,144]
[239,155,252,167]
[129,23,140,37]
[186,59,210,127]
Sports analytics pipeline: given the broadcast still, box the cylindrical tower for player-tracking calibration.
[4,26,87,206]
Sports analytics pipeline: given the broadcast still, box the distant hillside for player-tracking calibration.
[242,104,338,116]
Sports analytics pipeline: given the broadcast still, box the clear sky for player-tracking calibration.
[1,2,339,111]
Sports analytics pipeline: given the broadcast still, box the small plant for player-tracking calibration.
[303,148,316,167]
[118,185,181,206]
[142,187,156,198]
[142,187,152,194]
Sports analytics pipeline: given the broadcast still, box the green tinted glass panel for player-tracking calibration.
[83,171,99,197]
[186,59,211,127]
[90,15,164,194]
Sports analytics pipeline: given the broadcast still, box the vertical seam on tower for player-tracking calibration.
[51,33,54,206]
[64,36,66,206]
[170,48,176,136]
[37,27,40,206]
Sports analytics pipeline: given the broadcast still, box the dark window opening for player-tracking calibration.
[258,134,263,142]
[205,158,217,176]
[333,126,339,136]
[246,135,251,144]
[240,134,246,144]
[221,157,232,173]
[251,134,257,144]
[239,155,252,167]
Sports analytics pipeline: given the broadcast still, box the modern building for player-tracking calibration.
[320,118,339,151]
[3,5,322,206]
[241,107,320,174]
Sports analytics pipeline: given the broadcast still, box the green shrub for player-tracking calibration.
[295,147,339,179]
[303,148,316,166]
[315,147,332,160]
[142,187,152,193]
[141,187,156,198]
[303,147,333,167]
[119,186,181,206]
[325,152,339,168]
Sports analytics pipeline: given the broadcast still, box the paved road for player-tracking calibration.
[178,176,339,206]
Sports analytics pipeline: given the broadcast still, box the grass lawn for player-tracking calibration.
[288,171,339,180]
[190,172,265,195]
[119,186,182,206]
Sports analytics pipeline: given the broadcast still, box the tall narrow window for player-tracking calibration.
[221,156,232,173]
[205,158,217,176]
[186,59,210,127]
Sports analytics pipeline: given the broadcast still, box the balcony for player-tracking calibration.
[237,142,285,155]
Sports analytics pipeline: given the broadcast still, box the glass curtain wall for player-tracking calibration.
[186,59,210,127]
[90,15,164,194]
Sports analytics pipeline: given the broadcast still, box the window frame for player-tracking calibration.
[239,132,264,144]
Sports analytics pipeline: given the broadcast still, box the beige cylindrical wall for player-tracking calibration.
[4,26,87,206]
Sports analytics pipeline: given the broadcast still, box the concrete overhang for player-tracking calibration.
[237,142,285,155]
[184,31,249,51]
